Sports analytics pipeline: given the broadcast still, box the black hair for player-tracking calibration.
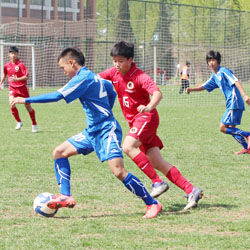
[110,41,134,59]
[186,61,191,66]
[206,50,221,65]
[9,46,19,53]
[58,47,85,66]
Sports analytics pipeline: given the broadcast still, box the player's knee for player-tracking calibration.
[52,146,66,159]
[122,144,132,156]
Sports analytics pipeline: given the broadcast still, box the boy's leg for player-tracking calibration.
[47,141,78,209]
[108,157,162,219]
[25,104,37,125]
[147,147,203,209]
[9,96,22,126]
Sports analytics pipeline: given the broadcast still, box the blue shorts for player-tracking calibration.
[67,120,123,162]
[221,109,243,126]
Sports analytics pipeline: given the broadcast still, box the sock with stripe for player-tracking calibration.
[54,158,71,196]
[123,172,158,205]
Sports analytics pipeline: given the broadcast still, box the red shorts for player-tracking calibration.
[9,85,30,98]
[127,110,164,153]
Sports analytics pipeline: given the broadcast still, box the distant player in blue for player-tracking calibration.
[11,47,162,218]
[187,50,250,155]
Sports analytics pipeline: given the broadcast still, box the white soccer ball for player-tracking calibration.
[33,192,58,217]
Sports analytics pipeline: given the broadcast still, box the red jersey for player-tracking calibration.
[4,59,29,87]
[99,63,160,124]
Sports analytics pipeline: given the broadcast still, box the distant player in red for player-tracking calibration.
[0,46,38,132]
[99,41,203,210]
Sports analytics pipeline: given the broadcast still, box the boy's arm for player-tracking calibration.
[10,91,64,107]
[235,81,250,105]
[137,90,162,114]
[0,73,7,90]
[186,85,205,94]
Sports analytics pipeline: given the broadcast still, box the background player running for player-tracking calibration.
[187,50,250,155]
[11,47,162,219]
[0,46,38,132]
[99,41,203,210]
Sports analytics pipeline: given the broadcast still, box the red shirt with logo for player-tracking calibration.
[99,62,160,125]
[4,59,29,87]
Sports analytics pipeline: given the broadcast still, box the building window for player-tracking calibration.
[58,0,72,8]
[2,0,18,3]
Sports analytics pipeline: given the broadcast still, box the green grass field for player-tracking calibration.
[0,87,249,249]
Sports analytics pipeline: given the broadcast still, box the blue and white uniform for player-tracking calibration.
[26,66,123,162]
[203,66,245,125]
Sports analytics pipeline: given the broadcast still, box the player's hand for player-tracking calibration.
[244,95,250,105]
[9,75,17,82]
[10,97,26,107]
[186,87,191,94]
[137,105,150,113]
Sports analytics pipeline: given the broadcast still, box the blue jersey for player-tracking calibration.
[203,66,244,110]
[57,66,117,132]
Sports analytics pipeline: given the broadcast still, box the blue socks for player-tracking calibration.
[54,158,71,196]
[232,135,248,149]
[226,127,250,138]
[122,172,157,206]
[226,127,250,149]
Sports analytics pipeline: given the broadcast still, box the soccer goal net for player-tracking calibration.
[0,9,249,106]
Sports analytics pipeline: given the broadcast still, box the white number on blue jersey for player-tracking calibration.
[94,75,107,98]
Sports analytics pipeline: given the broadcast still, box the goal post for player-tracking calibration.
[0,41,36,90]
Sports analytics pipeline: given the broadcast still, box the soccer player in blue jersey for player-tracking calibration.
[11,47,162,218]
[186,50,250,155]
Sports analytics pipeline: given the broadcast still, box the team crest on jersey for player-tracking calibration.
[15,66,19,72]
[129,127,138,134]
[127,81,134,89]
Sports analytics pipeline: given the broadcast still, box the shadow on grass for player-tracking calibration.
[166,202,237,212]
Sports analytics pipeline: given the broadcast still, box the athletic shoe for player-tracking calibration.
[47,194,76,209]
[235,148,250,155]
[143,201,162,219]
[150,181,169,198]
[184,187,203,210]
[15,122,23,130]
[246,136,250,150]
[32,125,38,133]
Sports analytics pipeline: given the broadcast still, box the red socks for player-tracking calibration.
[133,152,162,184]
[29,109,37,125]
[166,166,193,194]
[11,107,21,122]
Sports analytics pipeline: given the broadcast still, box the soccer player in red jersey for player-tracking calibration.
[0,46,38,132]
[99,41,203,209]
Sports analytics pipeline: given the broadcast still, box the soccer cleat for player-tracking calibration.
[235,148,250,155]
[46,194,76,209]
[15,122,23,130]
[32,125,38,133]
[184,187,203,210]
[150,181,169,198]
[246,136,250,150]
[143,201,162,219]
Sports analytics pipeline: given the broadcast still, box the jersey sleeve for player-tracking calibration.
[4,64,8,75]
[223,68,238,86]
[141,73,160,95]
[57,75,87,103]
[99,68,114,81]
[20,63,29,77]
[25,91,63,103]
[202,75,218,92]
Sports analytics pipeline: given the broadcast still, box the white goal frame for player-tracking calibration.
[0,40,36,90]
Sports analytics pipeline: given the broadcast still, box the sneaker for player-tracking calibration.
[246,136,250,150]
[15,122,23,130]
[46,194,76,209]
[235,148,250,155]
[150,181,169,198]
[32,125,38,133]
[184,187,203,210]
[143,201,162,219]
